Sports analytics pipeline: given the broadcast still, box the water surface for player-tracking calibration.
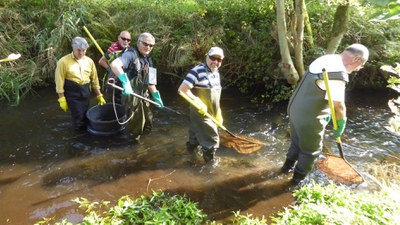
[0,87,398,224]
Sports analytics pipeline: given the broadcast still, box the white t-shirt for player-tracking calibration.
[310,54,346,102]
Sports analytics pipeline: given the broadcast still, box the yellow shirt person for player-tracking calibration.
[54,37,105,130]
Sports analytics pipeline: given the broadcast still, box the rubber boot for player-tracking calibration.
[142,125,152,135]
[292,170,307,185]
[281,159,296,174]
[186,142,197,154]
[201,147,216,164]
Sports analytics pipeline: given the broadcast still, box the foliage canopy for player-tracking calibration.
[0,0,399,106]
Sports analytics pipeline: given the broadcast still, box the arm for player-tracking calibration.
[55,60,68,111]
[178,83,207,115]
[110,58,125,75]
[333,100,347,138]
[98,56,109,69]
[148,84,157,94]
[87,59,106,105]
[333,100,346,120]
[109,57,134,96]
[178,83,197,100]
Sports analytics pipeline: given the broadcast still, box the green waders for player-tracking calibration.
[188,87,221,163]
[286,70,348,182]
[122,74,153,140]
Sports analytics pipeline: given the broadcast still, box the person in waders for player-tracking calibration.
[55,37,106,131]
[98,30,131,103]
[178,47,224,165]
[282,44,369,185]
[109,32,164,141]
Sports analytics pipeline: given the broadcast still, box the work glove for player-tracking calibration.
[193,97,207,116]
[216,108,223,124]
[97,94,106,105]
[333,118,347,138]
[151,90,164,108]
[117,73,134,96]
[57,96,68,112]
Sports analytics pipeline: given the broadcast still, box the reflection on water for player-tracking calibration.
[0,87,399,224]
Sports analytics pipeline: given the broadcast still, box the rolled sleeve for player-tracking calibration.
[55,60,66,93]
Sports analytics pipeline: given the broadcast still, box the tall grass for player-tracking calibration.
[1,0,400,105]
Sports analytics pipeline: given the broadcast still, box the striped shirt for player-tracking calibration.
[183,63,221,89]
[107,41,124,53]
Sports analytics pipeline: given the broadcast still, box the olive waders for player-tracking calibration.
[188,87,221,163]
[286,70,348,183]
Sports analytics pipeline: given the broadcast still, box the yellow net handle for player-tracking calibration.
[322,68,341,143]
[83,26,105,56]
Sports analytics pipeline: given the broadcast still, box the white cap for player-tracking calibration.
[208,47,224,59]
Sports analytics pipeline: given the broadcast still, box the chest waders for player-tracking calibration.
[286,70,348,181]
[121,50,153,140]
[189,87,221,162]
[64,80,91,130]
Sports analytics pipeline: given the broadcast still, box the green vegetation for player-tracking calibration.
[35,191,208,225]
[271,183,400,225]
[1,0,400,106]
[35,182,400,225]
[381,63,400,135]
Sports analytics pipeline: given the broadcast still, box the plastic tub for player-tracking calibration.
[86,103,126,136]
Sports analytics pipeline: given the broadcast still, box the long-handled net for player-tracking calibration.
[178,91,266,154]
[316,69,364,184]
[316,154,364,184]
[219,132,266,154]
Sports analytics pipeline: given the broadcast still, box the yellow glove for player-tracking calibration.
[57,96,68,112]
[216,108,223,124]
[97,94,106,105]
[193,97,207,116]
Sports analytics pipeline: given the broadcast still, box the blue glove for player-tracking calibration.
[117,73,134,96]
[151,90,164,108]
[333,118,347,138]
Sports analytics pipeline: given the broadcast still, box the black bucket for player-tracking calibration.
[86,103,127,136]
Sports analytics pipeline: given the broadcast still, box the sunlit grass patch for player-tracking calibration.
[270,182,400,225]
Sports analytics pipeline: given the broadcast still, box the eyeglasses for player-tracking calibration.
[140,41,154,48]
[209,55,222,62]
[120,36,131,42]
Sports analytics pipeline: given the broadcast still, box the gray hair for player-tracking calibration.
[71,37,89,50]
[345,43,369,63]
[138,32,155,45]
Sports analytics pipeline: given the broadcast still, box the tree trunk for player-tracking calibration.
[276,0,299,84]
[294,0,305,77]
[326,4,350,54]
[303,1,314,46]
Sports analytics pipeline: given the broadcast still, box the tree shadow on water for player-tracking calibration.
[166,168,294,221]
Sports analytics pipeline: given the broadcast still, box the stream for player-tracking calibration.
[0,86,399,224]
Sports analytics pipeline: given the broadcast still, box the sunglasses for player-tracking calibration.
[209,55,222,62]
[141,41,154,48]
[120,36,131,42]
